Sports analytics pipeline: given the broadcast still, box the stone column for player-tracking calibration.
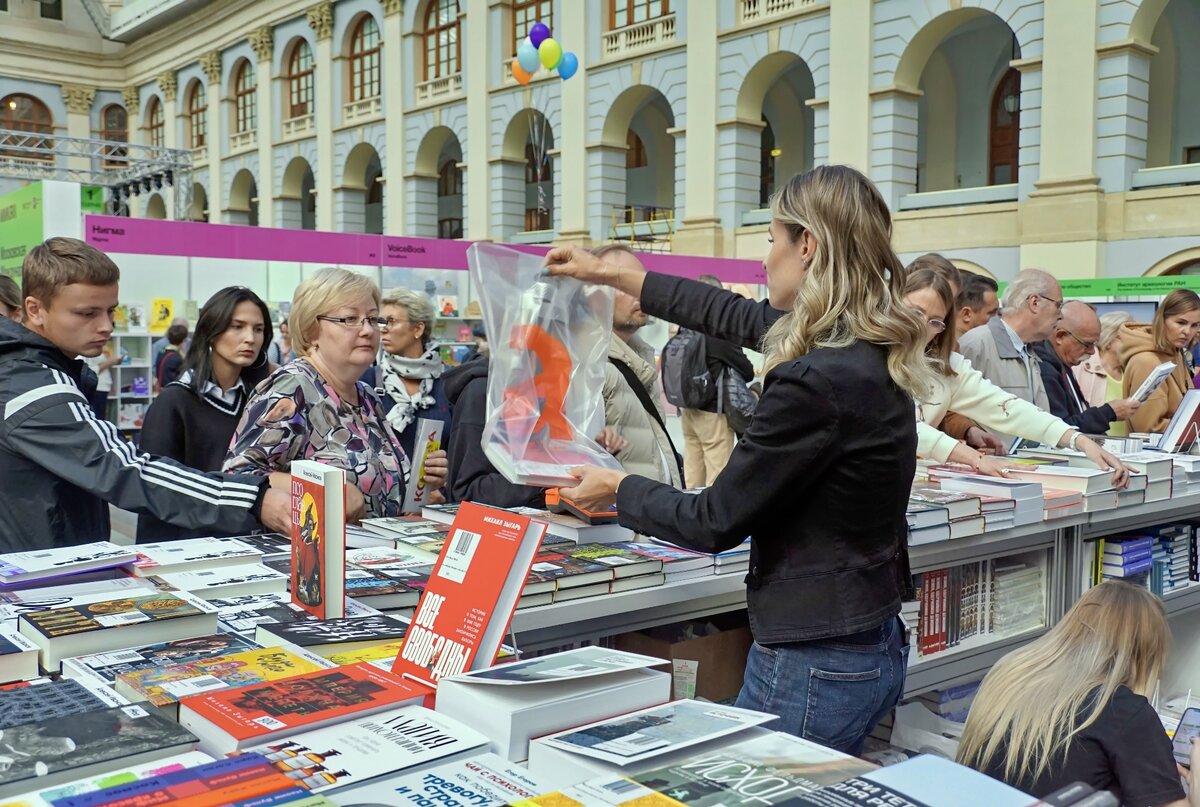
[673,5,721,257]
[489,157,525,240]
[382,0,406,235]
[249,26,274,226]
[157,70,178,218]
[586,143,625,243]
[463,0,489,239]
[200,51,223,220]
[121,86,140,217]
[307,0,335,231]
[715,118,766,228]
[827,0,872,172]
[1094,41,1155,193]
[61,84,96,177]
[868,88,920,212]
[553,2,588,245]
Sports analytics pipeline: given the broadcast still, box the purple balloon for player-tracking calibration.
[529,21,551,48]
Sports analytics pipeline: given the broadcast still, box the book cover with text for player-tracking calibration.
[290,461,347,620]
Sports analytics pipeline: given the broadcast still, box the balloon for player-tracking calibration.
[558,51,579,80]
[538,37,562,70]
[512,59,532,85]
[516,39,540,74]
[529,21,551,48]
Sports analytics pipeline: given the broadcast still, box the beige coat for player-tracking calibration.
[1120,323,1191,434]
[957,315,1051,415]
[603,333,682,487]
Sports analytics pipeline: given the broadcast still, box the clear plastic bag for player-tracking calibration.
[467,243,623,487]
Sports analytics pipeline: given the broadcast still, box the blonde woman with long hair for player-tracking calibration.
[545,165,934,754]
[1121,289,1200,434]
[959,581,1197,805]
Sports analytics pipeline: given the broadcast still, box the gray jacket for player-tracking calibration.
[957,315,1051,416]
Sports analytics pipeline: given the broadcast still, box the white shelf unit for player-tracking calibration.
[109,332,157,432]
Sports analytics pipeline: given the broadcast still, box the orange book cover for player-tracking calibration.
[290,461,347,620]
[392,502,546,687]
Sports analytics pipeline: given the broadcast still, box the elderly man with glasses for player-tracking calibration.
[1031,301,1141,435]
[958,269,1064,421]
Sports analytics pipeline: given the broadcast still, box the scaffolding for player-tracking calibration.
[0,128,193,217]
[609,204,675,252]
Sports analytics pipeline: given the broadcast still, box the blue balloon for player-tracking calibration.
[529,21,551,48]
[517,39,541,74]
[558,51,579,80]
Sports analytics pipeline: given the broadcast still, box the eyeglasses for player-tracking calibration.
[1065,330,1099,351]
[380,318,412,330]
[316,315,387,330]
[1036,294,1065,312]
[926,318,947,334]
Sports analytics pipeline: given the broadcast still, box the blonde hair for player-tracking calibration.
[290,267,381,356]
[761,165,935,401]
[1152,289,1200,354]
[958,581,1170,785]
[381,288,435,348]
[903,267,957,377]
[1099,311,1132,350]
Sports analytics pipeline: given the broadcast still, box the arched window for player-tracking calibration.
[626,130,647,169]
[147,98,164,148]
[988,67,1021,186]
[512,0,551,55]
[0,94,53,159]
[525,142,550,183]
[349,16,381,101]
[438,159,463,196]
[101,104,127,166]
[424,0,461,81]
[611,0,670,28]
[188,83,207,148]
[287,40,315,119]
[234,61,256,133]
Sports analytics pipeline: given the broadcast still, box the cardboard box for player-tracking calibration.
[614,616,752,702]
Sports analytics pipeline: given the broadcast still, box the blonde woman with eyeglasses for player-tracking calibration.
[959,581,1198,806]
[544,165,934,754]
[224,268,447,519]
[902,268,1128,486]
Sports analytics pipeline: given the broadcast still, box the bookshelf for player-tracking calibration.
[109,333,157,433]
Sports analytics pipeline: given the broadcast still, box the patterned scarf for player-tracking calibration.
[378,341,443,435]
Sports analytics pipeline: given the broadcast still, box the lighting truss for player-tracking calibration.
[0,128,193,216]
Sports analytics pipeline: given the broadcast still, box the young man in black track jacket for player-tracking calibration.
[0,238,288,551]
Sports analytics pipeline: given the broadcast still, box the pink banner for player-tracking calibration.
[84,215,765,284]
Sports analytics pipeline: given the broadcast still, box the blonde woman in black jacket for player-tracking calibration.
[548,165,935,754]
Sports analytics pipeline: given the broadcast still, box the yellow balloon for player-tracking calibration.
[538,38,563,70]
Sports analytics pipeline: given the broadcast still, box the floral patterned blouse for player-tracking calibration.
[223,359,412,518]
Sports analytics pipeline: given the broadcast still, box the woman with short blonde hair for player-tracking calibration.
[959,581,1194,805]
[543,165,933,754]
[362,288,452,460]
[225,267,446,518]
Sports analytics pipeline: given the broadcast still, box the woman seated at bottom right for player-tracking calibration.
[958,581,1197,806]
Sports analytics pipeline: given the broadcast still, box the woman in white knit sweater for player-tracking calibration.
[904,268,1128,486]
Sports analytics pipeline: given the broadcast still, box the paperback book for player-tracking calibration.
[0,624,39,684]
[449,646,666,685]
[240,705,488,793]
[149,563,289,600]
[335,751,551,806]
[61,632,262,686]
[342,569,422,610]
[0,577,154,623]
[0,678,126,729]
[254,613,411,658]
[290,460,348,620]
[178,662,433,755]
[0,543,137,586]
[15,750,214,807]
[128,537,263,577]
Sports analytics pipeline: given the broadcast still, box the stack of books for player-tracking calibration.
[1098,535,1155,582]
[906,488,982,545]
[1150,524,1193,595]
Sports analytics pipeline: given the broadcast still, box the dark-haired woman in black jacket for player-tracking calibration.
[136,287,273,541]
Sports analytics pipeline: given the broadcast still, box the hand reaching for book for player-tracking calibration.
[1075,437,1130,490]
[563,466,627,512]
[259,488,291,534]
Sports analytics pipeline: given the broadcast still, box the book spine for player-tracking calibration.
[937,569,948,653]
[917,574,930,657]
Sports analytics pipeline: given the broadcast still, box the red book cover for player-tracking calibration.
[937,569,948,653]
[290,461,347,620]
[917,574,930,656]
[179,662,432,752]
[391,502,546,687]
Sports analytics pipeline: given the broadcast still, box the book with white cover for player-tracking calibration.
[1003,464,1115,495]
[0,542,137,586]
[528,726,772,792]
[241,705,488,793]
[128,537,263,577]
[1132,360,1178,403]
[15,751,215,807]
[452,646,666,686]
[149,563,289,600]
[436,666,670,762]
[0,623,40,684]
[335,751,551,806]
[535,700,772,767]
[0,577,156,623]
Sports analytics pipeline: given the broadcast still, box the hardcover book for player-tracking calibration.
[211,593,379,638]
[290,461,348,620]
[254,613,410,659]
[392,502,547,686]
[345,546,441,572]
[61,632,263,686]
[0,543,137,586]
[343,569,421,610]
[566,545,664,579]
[114,647,332,715]
[149,564,289,600]
[178,662,433,755]
[240,705,488,793]
[17,591,218,671]
[0,624,39,684]
[128,537,263,577]
[0,577,154,623]
[528,546,615,589]
[0,703,198,800]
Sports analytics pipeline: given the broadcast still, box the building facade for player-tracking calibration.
[0,0,1197,281]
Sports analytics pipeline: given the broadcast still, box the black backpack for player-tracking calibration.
[660,328,714,409]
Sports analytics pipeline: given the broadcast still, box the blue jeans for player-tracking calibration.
[734,616,910,755]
